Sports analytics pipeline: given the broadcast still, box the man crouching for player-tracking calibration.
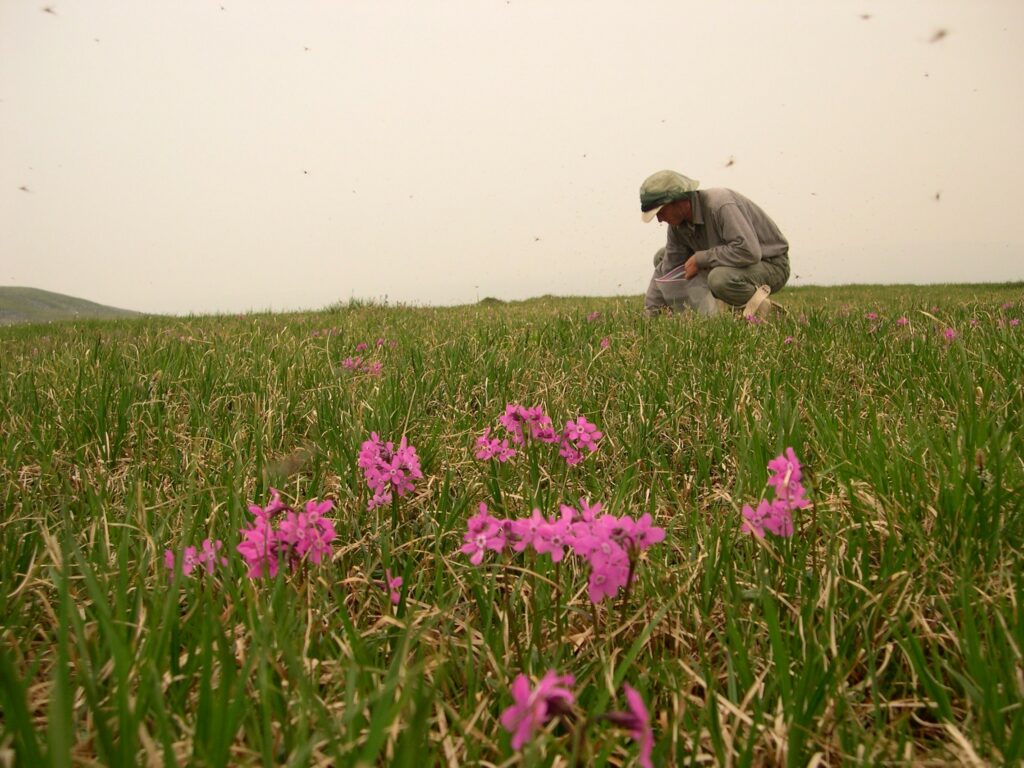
[641,170,790,317]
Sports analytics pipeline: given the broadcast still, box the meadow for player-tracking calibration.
[1,283,1022,767]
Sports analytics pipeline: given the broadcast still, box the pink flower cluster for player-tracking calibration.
[499,403,560,444]
[340,356,384,376]
[339,340,393,375]
[460,499,664,604]
[741,448,811,539]
[354,338,397,350]
[480,404,603,466]
[475,427,517,462]
[236,489,338,578]
[164,538,227,577]
[500,671,653,767]
[560,416,602,465]
[358,433,423,510]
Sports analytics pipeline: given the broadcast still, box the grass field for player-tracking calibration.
[1,283,1022,767]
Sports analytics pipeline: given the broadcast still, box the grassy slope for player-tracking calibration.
[0,282,1022,766]
[0,286,142,326]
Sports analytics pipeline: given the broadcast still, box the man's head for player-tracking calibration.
[640,170,699,223]
[654,197,693,226]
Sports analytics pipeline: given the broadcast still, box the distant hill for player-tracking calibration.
[0,287,143,326]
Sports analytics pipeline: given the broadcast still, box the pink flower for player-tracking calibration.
[1011,319,1020,327]
[498,404,560,445]
[560,415,603,465]
[763,500,794,536]
[563,416,602,451]
[237,512,280,578]
[741,500,771,538]
[197,538,229,572]
[164,545,200,576]
[180,546,200,575]
[605,684,654,768]
[277,500,337,564]
[766,447,810,509]
[510,508,546,552]
[587,311,601,322]
[943,327,957,341]
[341,356,383,376]
[741,449,808,538]
[460,503,507,565]
[237,490,337,578]
[165,538,227,578]
[745,314,763,325]
[499,671,575,749]
[587,555,630,603]
[600,336,611,349]
[358,433,424,510]
[475,428,517,462]
[741,499,793,538]
[896,317,910,326]
[576,498,601,522]
[559,442,583,465]
[355,342,368,352]
[865,312,878,321]
[501,500,665,604]
[628,513,666,550]
[381,569,403,605]
[533,511,572,563]
[783,336,795,345]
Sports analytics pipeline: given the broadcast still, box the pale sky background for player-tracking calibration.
[1,1,1022,315]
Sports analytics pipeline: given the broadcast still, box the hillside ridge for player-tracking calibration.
[0,286,142,326]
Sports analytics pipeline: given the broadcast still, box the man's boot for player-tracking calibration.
[742,285,773,319]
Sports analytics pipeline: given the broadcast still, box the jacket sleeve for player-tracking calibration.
[693,203,762,269]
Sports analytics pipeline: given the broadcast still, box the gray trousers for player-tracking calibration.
[645,250,790,315]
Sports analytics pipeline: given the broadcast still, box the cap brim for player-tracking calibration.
[641,205,664,223]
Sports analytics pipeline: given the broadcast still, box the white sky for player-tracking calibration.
[1,0,1022,315]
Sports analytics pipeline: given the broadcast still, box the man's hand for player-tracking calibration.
[683,256,699,280]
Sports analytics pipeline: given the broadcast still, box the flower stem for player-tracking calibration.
[619,549,638,626]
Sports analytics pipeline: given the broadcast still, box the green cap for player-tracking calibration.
[640,170,699,222]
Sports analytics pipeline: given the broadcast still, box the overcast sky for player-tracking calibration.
[1,1,1021,315]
